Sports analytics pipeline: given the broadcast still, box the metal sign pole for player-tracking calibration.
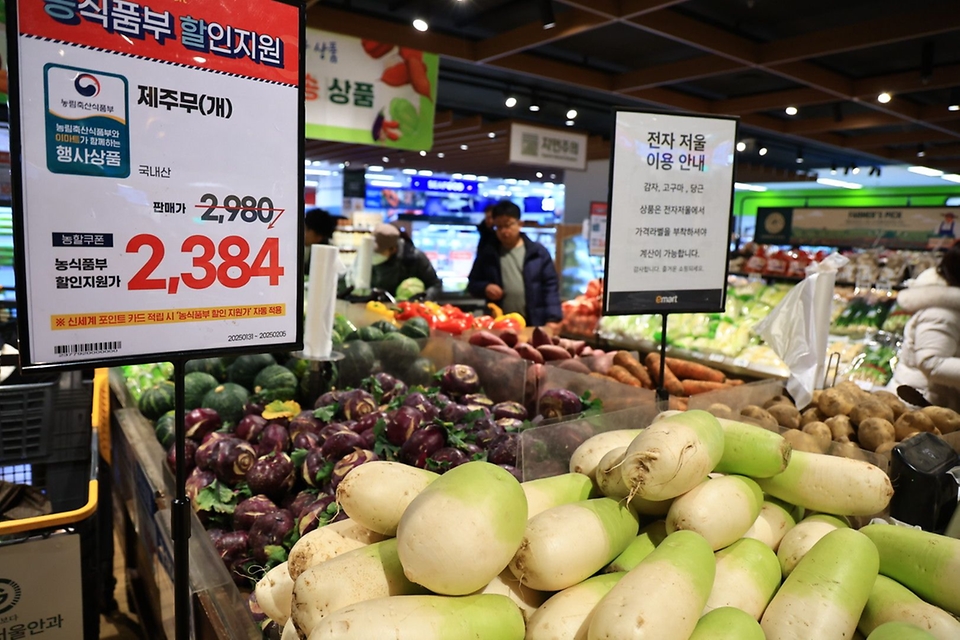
[171,358,191,640]
[657,314,669,406]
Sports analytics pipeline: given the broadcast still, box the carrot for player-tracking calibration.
[727,379,745,386]
[682,380,729,396]
[645,352,684,396]
[607,365,642,387]
[666,357,726,383]
[614,351,653,388]
[669,397,689,411]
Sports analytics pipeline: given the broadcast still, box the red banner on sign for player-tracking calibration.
[20,0,299,85]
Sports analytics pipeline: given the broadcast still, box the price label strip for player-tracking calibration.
[10,0,305,368]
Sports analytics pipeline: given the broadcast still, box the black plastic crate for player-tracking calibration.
[49,375,94,464]
[0,376,58,462]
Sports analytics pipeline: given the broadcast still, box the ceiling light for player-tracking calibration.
[908,165,944,177]
[941,174,960,183]
[412,18,428,32]
[566,108,578,119]
[460,144,469,150]
[565,120,575,126]
[367,166,383,172]
[817,177,862,190]
[304,159,311,166]
[463,174,477,180]
[312,160,323,166]
[917,144,926,158]
[539,0,556,29]
[529,104,540,112]
[877,92,892,104]
[382,156,389,163]
[452,173,463,179]
[830,162,838,175]
[852,166,860,175]
[734,182,767,192]
[949,104,960,112]
[758,146,768,156]
[419,150,427,156]
[477,176,489,182]
[402,168,417,175]
[343,161,350,167]
[736,141,746,152]
[505,96,517,108]
[550,173,556,179]
[437,152,445,158]
[304,180,319,187]
[418,170,433,176]
[536,172,543,178]
[488,132,496,138]
[795,149,804,164]
[785,106,798,116]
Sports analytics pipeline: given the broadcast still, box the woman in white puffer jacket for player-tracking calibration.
[888,244,960,411]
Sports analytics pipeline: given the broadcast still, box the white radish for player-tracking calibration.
[287,519,384,580]
[621,410,725,501]
[860,524,960,617]
[510,498,638,591]
[690,607,765,640]
[595,447,628,498]
[866,622,937,640]
[742,499,798,551]
[858,574,960,640]
[665,475,764,550]
[588,530,716,640]
[569,429,642,486]
[777,514,848,577]
[290,538,427,637]
[604,520,667,573]
[761,528,879,640]
[524,572,625,640]
[324,517,388,544]
[280,617,297,640]
[335,461,439,535]
[522,473,595,518]
[715,418,792,477]
[477,569,548,624]
[397,461,527,595]
[307,594,525,640]
[755,450,893,516]
[703,538,781,620]
[255,562,294,627]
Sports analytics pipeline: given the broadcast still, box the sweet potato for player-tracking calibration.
[485,344,521,358]
[645,352,684,396]
[555,359,592,375]
[498,329,519,348]
[613,351,653,389]
[531,327,552,348]
[665,357,726,383]
[469,331,507,348]
[537,344,572,361]
[514,342,544,364]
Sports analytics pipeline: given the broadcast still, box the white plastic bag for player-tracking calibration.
[754,253,849,408]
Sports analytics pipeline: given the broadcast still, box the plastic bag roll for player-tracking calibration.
[303,244,340,359]
[352,235,374,292]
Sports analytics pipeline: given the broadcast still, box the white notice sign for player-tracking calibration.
[508,122,588,171]
[603,111,737,315]
[11,0,303,368]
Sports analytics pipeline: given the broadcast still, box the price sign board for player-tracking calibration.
[603,110,737,315]
[8,0,304,369]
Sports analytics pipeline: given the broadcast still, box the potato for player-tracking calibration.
[836,381,870,403]
[767,403,801,430]
[800,407,826,427]
[849,400,895,427]
[870,390,907,420]
[739,405,778,430]
[801,422,832,452]
[920,406,960,434]
[763,396,792,410]
[782,429,827,454]
[874,441,896,458]
[818,388,854,418]
[831,440,869,461]
[824,415,855,442]
[706,403,736,420]
[857,417,895,452]
[893,411,938,441]
[802,389,823,412]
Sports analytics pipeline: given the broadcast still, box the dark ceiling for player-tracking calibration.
[304,0,960,181]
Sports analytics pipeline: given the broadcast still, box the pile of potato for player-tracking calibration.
[704,381,960,459]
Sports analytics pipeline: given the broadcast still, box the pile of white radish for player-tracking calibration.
[251,409,960,640]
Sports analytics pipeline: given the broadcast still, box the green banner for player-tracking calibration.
[304,29,437,151]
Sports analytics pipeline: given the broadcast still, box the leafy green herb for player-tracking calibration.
[264,545,288,564]
[290,447,309,468]
[195,480,239,514]
[313,404,337,423]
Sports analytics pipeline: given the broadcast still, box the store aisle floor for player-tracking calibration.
[99,533,143,640]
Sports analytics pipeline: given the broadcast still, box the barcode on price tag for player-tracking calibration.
[54,341,122,356]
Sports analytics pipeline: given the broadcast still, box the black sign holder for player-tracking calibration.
[657,314,669,405]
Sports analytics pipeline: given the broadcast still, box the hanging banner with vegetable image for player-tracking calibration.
[8,0,305,369]
[305,29,438,151]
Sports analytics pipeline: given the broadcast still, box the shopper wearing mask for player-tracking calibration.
[888,243,960,410]
[370,223,443,300]
[467,200,562,328]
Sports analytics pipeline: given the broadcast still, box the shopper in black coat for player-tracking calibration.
[467,201,562,327]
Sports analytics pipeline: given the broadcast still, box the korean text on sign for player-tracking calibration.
[646,131,707,172]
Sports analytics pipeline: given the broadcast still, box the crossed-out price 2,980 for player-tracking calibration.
[197,193,284,227]
[126,234,284,294]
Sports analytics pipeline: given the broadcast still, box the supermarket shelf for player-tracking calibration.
[729,271,905,291]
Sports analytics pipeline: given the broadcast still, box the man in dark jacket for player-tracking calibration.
[467,200,562,327]
[371,223,443,300]
[476,203,499,252]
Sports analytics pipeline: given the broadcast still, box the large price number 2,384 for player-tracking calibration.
[126,234,284,293]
